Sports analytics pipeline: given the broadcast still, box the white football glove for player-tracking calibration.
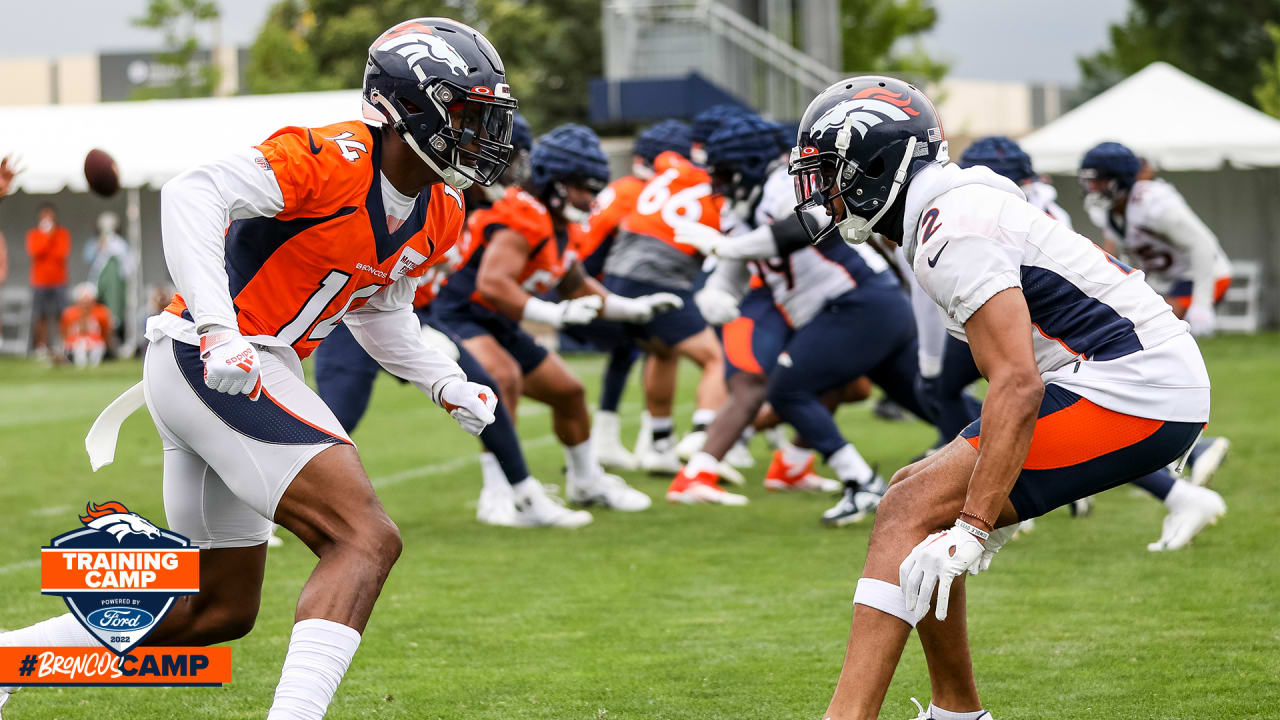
[1185,303,1216,337]
[601,292,684,323]
[522,296,603,328]
[694,287,740,326]
[437,380,498,436]
[199,326,262,400]
[673,222,726,256]
[900,524,985,621]
[969,524,1018,576]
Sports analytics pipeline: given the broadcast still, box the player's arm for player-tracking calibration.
[344,276,495,436]
[961,287,1044,529]
[672,211,816,260]
[475,227,547,321]
[1155,201,1222,332]
[554,261,683,324]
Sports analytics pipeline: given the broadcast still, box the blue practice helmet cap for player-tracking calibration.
[1079,141,1141,191]
[634,119,692,163]
[530,123,610,195]
[959,136,1034,183]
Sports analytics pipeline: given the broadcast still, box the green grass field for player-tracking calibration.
[1,334,1277,719]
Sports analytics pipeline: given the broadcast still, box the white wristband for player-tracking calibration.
[521,297,563,326]
[954,518,990,541]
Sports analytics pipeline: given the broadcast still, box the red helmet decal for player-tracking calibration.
[471,86,493,94]
[378,21,434,44]
[850,87,919,117]
[800,146,819,157]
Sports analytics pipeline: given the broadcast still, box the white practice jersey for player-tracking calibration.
[1021,180,1072,228]
[1089,179,1231,294]
[749,166,891,327]
[904,163,1210,423]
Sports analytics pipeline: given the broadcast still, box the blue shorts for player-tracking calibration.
[603,275,706,348]
[430,303,549,375]
[961,384,1202,520]
[723,286,789,379]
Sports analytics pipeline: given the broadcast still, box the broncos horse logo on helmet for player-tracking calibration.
[79,501,162,543]
[789,76,947,245]
[363,17,518,190]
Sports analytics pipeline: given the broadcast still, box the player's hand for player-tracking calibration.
[199,326,262,400]
[970,524,1018,576]
[674,223,726,256]
[438,380,498,436]
[522,296,603,328]
[1185,303,1216,337]
[694,288,740,326]
[602,292,684,323]
[900,525,985,621]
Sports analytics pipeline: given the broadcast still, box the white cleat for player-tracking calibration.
[632,411,654,460]
[716,461,746,486]
[592,412,639,471]
[821,479,884,527]
[476,483,519,527]
[568,470,652,511]
[266,525,285,548]
[639,438,682,475]
[512,479,593,528]
[907,697,992,719]
[723,440,755,468]
[1189,437,1230,487]
[674,430,707,461]
[1148,485,1226,551]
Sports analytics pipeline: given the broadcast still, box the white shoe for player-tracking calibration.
[592,412,638,471]
[716,461,746,486]
[723,440,755,468]
[633,411,654,460]
[266,526,284,548]
[907,697,993,720]
[1189,437,1230,487]
[674,430,707,461]
[821,479,883,527]
[1068,496,1094,517]
[639,437,682,475]
[1148,485,1226,551]
[568,470,652,511]
[1017,519,1036,534]
[512,479,593,528]
[476,483,518,527]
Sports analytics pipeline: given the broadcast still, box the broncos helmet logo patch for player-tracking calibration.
[80,501,162,543]
[377,31,470,80]
[811,88,920,140]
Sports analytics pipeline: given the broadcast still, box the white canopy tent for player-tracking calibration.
[1,90,365,194]
[1021,62,1280,173]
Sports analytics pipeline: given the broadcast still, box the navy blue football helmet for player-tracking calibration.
[789,76,947,245]
[705,113,786,202]
[363,18,517,190]
[529,124,610,217]
[634,119,692,165]
[1078,141,1140,207]
[959,136,1034,184]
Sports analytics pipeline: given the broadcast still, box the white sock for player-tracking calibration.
[739,427,755,442]
[564,439,597,481]
[686,451,718,476]
[828,444,873,485]
[1164,478,1195,509]
[780,442,813,468]
[928,703,989,720]
[479,453,508,492]
[266,618,362,720]
[593,410,620,437]
[0,614,98,647]
[650,415,674,440]
[691,408,716,428]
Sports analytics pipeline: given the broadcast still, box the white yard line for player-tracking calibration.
[0,560,39,575]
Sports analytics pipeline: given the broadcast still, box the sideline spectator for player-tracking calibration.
[84,211,132,346]
[26,203,71,360]
[61,282,113,369]
[0,155,19,198]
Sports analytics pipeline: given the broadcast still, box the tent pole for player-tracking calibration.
[124,187,142,358]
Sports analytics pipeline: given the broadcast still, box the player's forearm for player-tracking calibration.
[702,258,749,303]
[343,304,465,404]
[961,374,1042,529]
[477,272,532,321]
[160,169,239,331]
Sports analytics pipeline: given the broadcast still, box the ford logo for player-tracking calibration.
[85,607,154,630]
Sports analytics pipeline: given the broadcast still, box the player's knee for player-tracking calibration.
[555,374,587,409]
[213,603,260,643]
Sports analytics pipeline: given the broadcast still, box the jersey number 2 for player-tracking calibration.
[277,270,382,345]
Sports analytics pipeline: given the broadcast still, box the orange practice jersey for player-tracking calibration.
[442,187,571,314]
[573,175,645,277]
[165,121,465,359]
[618,151,723,255]
[62,303,112,345]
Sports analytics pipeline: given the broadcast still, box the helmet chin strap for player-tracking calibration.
[836,136,917,245]
[632,162,656,180]
[372,92,474,190]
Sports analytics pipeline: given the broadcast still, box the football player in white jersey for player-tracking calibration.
[1079,142,1232,336]
[675,112,929,520]
[789,76,1225,720]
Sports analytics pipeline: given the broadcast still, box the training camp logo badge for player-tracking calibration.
[41,502,199,655]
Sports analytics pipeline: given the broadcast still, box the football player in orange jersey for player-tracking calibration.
[3,18,515,719]
[434,124,683,511]
[601,148,730,473]
[575,120,695,471]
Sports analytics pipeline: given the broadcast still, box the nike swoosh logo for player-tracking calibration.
[307,129,322,155]
[927,241,949,268]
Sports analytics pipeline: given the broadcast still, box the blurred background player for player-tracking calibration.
[25,202,71,362]
[676,112,928,520]
[312,112,591,529]
[83,211,133,349]
[0,17,513,720]
[60,281,113,368]
[434,123,679,512]
[577,119,693,471]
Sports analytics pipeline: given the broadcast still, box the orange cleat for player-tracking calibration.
[763,449,841,492]
[667,467,749,505]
